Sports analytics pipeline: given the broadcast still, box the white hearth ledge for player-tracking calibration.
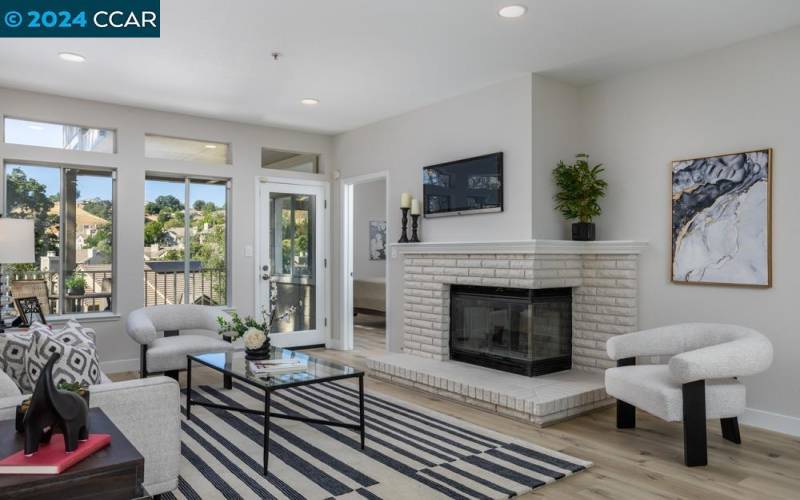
[389,239,648,256]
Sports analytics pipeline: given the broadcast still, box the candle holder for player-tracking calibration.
[398,207,410,243]
[410,214,421,243]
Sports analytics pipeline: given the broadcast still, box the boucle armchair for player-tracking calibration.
[126,305,235,383]
[605,323,772,466]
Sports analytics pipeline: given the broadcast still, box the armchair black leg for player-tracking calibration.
[615,357,636,429]
[682,379,707,467]
[721,417,741,444]
[140,345,148,379]
[617,400,636,429]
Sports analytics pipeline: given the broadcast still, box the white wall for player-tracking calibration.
[331,75,535,350]
[353,179,386,279]
[531,75,582,239]
[0,87,333,372]
[580,27,800,433]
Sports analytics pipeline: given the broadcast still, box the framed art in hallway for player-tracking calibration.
[671,148,772,287]
[368,220,387,261]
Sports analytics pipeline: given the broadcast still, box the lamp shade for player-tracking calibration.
[0,218,35,264]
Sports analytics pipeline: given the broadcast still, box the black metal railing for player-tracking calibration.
[143,267,226,306]
[10,270,113,314]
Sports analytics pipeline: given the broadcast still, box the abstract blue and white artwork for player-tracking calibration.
[671,149,771,287]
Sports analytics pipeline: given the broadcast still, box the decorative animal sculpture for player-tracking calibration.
[22,354,89,455]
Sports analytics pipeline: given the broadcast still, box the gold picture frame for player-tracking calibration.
[670,148,772,288]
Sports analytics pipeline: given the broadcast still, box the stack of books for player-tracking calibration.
[0,434,111,475]
[249,358,308,375]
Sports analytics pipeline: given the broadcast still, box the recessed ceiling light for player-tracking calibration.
[301,98,320,106]
[498,5,527,18]
[28,125,44,131]
[58,52,86,63]
[204,144,218,149]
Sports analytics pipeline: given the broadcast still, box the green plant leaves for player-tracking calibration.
[552,154,608,223]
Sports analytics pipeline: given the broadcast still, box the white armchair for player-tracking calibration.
[605,323,772,466]
[126,305,236,383]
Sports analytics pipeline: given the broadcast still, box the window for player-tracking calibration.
[261,148,319,173]
[144,175,229,306]
[145,134,230,164]
[4,117,116,153]
[3,163,115,315]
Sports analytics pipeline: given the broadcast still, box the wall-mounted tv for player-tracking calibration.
[423,152,503,218]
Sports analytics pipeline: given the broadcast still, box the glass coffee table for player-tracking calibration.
[186,348,365,475]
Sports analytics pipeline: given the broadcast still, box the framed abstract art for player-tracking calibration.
[671,149,772,287]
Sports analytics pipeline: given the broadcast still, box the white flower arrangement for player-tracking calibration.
[243,328,267,350]
[217,278,297,352]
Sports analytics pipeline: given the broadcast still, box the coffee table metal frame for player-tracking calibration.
[185,351,366,475]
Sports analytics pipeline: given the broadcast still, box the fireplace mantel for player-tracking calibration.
[389,239,648,256]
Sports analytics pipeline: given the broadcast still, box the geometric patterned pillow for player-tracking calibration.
[24,322,101,390]
[0,330,33,392]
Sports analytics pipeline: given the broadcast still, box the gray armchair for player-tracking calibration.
[126,304,236,381]
[605,323,772,466]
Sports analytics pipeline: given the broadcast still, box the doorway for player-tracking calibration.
[340,172,389,352]
[258,179,328,348]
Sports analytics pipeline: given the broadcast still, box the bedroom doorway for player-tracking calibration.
[341,172,389,352]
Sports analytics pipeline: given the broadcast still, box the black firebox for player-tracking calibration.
[449,285,572,376]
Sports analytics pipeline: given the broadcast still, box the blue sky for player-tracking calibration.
[5,119,226,207]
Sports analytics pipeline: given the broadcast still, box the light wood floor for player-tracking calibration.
[112,322,800,499]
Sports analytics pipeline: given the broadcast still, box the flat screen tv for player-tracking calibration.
[423,152,503,217]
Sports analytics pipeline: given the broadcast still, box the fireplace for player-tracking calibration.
[449,285,572,376]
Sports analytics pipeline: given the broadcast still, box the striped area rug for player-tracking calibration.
[165,381,591,499]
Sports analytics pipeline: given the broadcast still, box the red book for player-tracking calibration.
[0,434,111,475]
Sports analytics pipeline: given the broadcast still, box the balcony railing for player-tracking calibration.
[9,266,226,314]
[10,270,112,314]
[144,267,226,306]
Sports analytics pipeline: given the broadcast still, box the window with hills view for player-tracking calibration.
[3,162,115,315]
[144,175,228,307]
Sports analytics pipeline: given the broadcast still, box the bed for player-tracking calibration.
[353,277,386,316]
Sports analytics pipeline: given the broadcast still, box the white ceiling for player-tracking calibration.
[1,1,799,135]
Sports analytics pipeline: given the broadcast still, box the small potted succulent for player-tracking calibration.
[65,273,88,296]
[217,280,296,360]
[552,153,608,241]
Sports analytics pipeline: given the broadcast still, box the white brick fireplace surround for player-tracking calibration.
[367,239,648,426]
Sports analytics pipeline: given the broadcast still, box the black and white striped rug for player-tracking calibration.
[166,381,591,499]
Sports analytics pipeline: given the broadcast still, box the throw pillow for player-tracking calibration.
[24,322,101,389]
[0,330,33,392]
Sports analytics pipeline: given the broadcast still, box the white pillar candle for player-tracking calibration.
[410,198,421,215]
[400,192,412,208]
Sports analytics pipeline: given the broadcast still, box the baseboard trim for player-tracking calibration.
[740,407,800,437]
[100,358,140,374]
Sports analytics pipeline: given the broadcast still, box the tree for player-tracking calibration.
[83,223,112,256]
[143,220,166,246]
[5,167,57,264]
[161,249,183,260]
[144,195,183,215]
[82,198,112,221]
[192,200,206,211]
[157,208,173,223]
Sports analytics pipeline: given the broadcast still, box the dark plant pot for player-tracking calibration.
[571,222,596,241]
[245,344,271,361]
[68,286,85,296]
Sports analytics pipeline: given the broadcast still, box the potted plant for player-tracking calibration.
[552,153,608,241]
[217,280,296,360]
[65,273,87,296]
